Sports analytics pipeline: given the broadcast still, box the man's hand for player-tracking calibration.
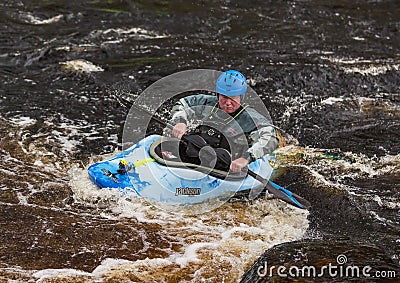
[172,123,187,139]
[230,157,249,173]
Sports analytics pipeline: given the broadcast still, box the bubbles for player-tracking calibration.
[18,12,64,25]
[67,148,309,282]
[320,56,400,76]
[59,59,104,74]
[52,171,312,282]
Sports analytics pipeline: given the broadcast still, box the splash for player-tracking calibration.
[60,59,104,74]
[19,12,64,25]
[65,164,309,282]
[321,56,400,76]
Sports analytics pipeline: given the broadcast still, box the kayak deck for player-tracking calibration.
[88,135,275,204]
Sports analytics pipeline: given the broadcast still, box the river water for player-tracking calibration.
[0,0,399,282]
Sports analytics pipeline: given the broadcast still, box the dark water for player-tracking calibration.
[1,0,399,282]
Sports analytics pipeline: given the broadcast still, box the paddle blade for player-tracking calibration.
[266,181,311,210]
[245,169,310,209]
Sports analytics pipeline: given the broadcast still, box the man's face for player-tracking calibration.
[218,94,241,114]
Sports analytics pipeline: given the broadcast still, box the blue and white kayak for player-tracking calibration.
[88,135,276,205]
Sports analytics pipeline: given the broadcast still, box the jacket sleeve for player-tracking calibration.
[247,125,279,160]
[170,96,195,124]
[170,94,216,124]
[245,109,279,160]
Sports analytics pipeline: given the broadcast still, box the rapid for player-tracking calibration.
[0,0,399,282]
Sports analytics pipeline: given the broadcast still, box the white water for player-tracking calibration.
[1,88,398,281]
[50,166,309,282]
[31,139,399,282]
[320,56,400,76]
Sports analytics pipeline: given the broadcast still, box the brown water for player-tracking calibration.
[0,0,399,282]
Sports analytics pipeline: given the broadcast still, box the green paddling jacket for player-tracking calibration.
[170,94,279,162]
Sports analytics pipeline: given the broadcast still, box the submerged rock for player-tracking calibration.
[241,240,400,282]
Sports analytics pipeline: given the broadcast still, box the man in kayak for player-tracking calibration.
[168,70,279,173]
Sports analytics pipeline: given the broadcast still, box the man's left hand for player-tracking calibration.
[230,157,249,173]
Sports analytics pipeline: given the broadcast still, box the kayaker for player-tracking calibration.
[168,70,279,173]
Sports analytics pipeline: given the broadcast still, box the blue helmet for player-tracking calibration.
[216,70,247,97]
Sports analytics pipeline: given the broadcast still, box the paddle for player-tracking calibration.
[245,170,311,209]
[121,98,310,209]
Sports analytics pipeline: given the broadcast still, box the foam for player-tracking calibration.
[174,242,219,266]
[59,135,393,281]
[68,161,309,281]
[320,56,400,76]
[60,59,104,74]
[9,116,36,127]
[33,268,91,282]
[91,258,135,277]
[21,12,63,25]
[90,27,168,40]
[342,64,399,76]
[321,97,344,105]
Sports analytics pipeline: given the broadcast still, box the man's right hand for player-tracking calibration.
[172,123,187,139]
